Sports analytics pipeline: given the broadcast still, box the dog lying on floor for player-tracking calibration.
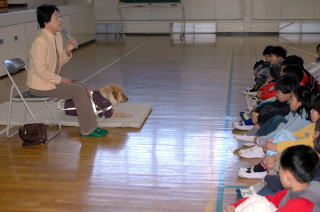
[99,84,128,107]
[62,84,132,118]
[98,84,131,117]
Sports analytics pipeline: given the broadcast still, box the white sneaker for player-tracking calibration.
[242,142,256,147]
[238,167,267,179]
[243,91,258,96]
[244,85,253,92]
[239,186,257,197]
[233,134,255,142]
[239,145,262,154]
[232,121,254,131]
[239,146,265,158]
[246,95,258,109]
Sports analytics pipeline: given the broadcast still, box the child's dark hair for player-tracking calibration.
[270,46,287,58]
[282,55,304,67]
[275,75,299,94]
[317,44,320,52]
[314,120,320,153]
[37,4,59,29]
[282,64,304,83]
[311,95,320,112]
[263,46,274,55]
[292,86,311,120]
[280,145,320,183]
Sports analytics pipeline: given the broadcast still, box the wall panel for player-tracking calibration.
[280,0,316,19]
[94,0,320,33]
[252,0,280,20]
[215,0,243,20]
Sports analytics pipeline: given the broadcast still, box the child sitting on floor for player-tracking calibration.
[268,46,287,80]
[225,145,320,212]
[238,95,320,179]
[256,86,311,144]
[246,46,274,92]
[263,94,320,155]
[306,44,320,86]
[236,65,310,142]
[237,119,320,198]
[233,75,298,131]
[281,55,319,93]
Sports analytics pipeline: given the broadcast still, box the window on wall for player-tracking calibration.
[279,22,320,33]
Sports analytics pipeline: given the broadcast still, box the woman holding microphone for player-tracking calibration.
[27,4,107,137]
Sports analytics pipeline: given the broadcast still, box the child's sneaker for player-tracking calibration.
[238,167,267,179]
[237,180,266,198]
[233,134,255,143]
[244,85,254,92]
[243,90,258,96]
[240,111,251,122]
[246,95,258,109]
[242,142,256,147]
[239,146,265,158]
[232,120,254,131]
[238,186,257,197]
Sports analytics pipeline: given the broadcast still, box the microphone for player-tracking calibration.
[62,29,78,49]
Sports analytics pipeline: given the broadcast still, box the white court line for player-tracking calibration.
[81,38,151,83]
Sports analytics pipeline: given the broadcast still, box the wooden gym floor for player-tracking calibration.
[0,34,319,212]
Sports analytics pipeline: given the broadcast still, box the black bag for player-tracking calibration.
[19,123,47,146]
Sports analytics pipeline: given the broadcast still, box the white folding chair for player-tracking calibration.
[2,58,62,142]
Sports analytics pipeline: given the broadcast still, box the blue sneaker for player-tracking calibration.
[243,118,253,125]
[232,120,254,131]
[240,111,251,122]
[235,189,243,199]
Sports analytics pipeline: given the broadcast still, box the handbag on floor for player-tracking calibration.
[19,123,47,146]
[57,90,113,118]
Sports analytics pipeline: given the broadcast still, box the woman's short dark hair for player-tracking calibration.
[37,4,59,29]
[280,145,320,183]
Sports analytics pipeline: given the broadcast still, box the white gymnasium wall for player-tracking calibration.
[94,0,320,33]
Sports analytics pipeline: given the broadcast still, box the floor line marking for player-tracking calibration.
[81,38,151,83]
[215,48,235,212]
[204,48,235,212]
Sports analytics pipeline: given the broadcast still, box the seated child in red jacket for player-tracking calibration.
[224,145,320,212]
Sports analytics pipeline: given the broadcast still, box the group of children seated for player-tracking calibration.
[224,45,320,211]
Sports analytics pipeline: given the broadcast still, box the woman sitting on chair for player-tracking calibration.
[27,4,107,137]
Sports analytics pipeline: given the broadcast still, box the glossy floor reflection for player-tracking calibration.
[0,34,319,212]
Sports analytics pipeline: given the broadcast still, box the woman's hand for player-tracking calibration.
[65,39,78,56]
[61,78,72,83]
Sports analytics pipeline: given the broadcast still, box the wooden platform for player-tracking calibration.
[0,34,318,212]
